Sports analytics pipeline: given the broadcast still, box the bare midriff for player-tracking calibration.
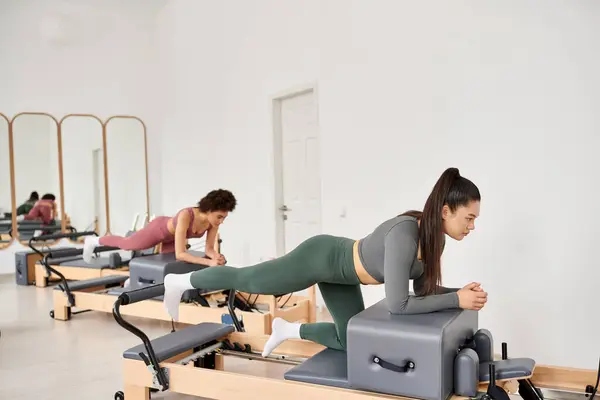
[352,240,381,285]
[352,236,422,286]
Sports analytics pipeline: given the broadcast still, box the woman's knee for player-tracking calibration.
[338,332,348,350]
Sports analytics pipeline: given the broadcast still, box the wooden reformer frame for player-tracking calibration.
[112,285,599,400]
[52,280,317,335]
[32,229,224,288]
[35,260,130,288]
[117,327,599,400]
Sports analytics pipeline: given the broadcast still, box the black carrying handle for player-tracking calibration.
[373,356,415,373]
[118,284,165,306]
[138,277,156,285]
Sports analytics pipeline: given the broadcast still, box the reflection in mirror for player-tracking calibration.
[106,117,147,236]
[0,115,13,249]
[12,113,62,244]
[61,116,106,242]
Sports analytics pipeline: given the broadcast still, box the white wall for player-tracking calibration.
[0,0,165,269]
[154,0,600,370]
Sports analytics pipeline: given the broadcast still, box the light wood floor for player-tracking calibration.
[0,273,303,399]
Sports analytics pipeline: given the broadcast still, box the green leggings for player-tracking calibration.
[189,234,365,350]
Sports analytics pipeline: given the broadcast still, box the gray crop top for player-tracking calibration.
[358,215,460,314]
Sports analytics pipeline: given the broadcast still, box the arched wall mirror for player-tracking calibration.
[11,113,61,244]
[105,116,149,236]
[0,111,149,252]
[60,115,107,242]
[11,113,62,245]
[0,114,14,249]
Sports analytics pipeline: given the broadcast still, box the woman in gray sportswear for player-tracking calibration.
[163,167,487,357]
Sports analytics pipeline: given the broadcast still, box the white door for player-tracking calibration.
[274,88,322,255]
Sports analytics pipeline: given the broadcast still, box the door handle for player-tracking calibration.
[279,205,291,212]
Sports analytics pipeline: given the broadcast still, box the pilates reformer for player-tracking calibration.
[50,245,316,334]
[15,232,81,286]
[110,283,600,400]
[10,219,74,242]
[38,214,223,287]
[20,231,138,288]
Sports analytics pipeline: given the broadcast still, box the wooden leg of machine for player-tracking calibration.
[53,305,69,321]
[308,285,317,323]
[124,385,149,400]
[34,264,48,288]
[52,292,70,320]
[215,354,224,370]
[502,380,519,394]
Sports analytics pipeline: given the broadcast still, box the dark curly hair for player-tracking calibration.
[197,189,237,213]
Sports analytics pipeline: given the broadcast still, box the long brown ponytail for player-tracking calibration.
[400,167,480,295]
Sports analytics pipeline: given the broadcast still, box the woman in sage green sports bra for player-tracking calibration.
[163,167,488,357]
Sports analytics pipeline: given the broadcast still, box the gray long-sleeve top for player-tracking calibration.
[357,215,460,314]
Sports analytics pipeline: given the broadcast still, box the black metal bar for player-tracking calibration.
[28,230,97,258]
[42,245,121,265]
[30,230,97,243]
[112,295,170,391]
[43,254,75,306]
[502,342,507,360]
[489,363,496,386]
[120,284,165,305]
[518,379,544,400]
[227,289,244,332]
[46,248,84,259]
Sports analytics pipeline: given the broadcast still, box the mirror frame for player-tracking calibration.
[0,113,15,249]
[103,115,150,235]
[0,111,149,250]
[10,112,63,246]
[59,114,107,244]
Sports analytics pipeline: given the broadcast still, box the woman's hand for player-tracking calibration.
[206,250,226,265]
[206,258,221,267]
[457,282,488,311]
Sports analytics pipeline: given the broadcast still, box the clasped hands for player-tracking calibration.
[457,282,488,311]
[206,250,227,267]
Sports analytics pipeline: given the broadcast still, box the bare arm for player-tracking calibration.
[174,211,216,266]
[204,224,219,258]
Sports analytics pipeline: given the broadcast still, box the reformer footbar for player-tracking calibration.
[112,284,242,398]
[28,230,97,259]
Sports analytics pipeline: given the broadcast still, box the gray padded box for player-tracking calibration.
[346,299,477,400]
[127,251,210,302]
[128,251,207,289]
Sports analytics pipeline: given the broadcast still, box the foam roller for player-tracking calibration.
[474,328,493,363]
[454,348,480,397]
